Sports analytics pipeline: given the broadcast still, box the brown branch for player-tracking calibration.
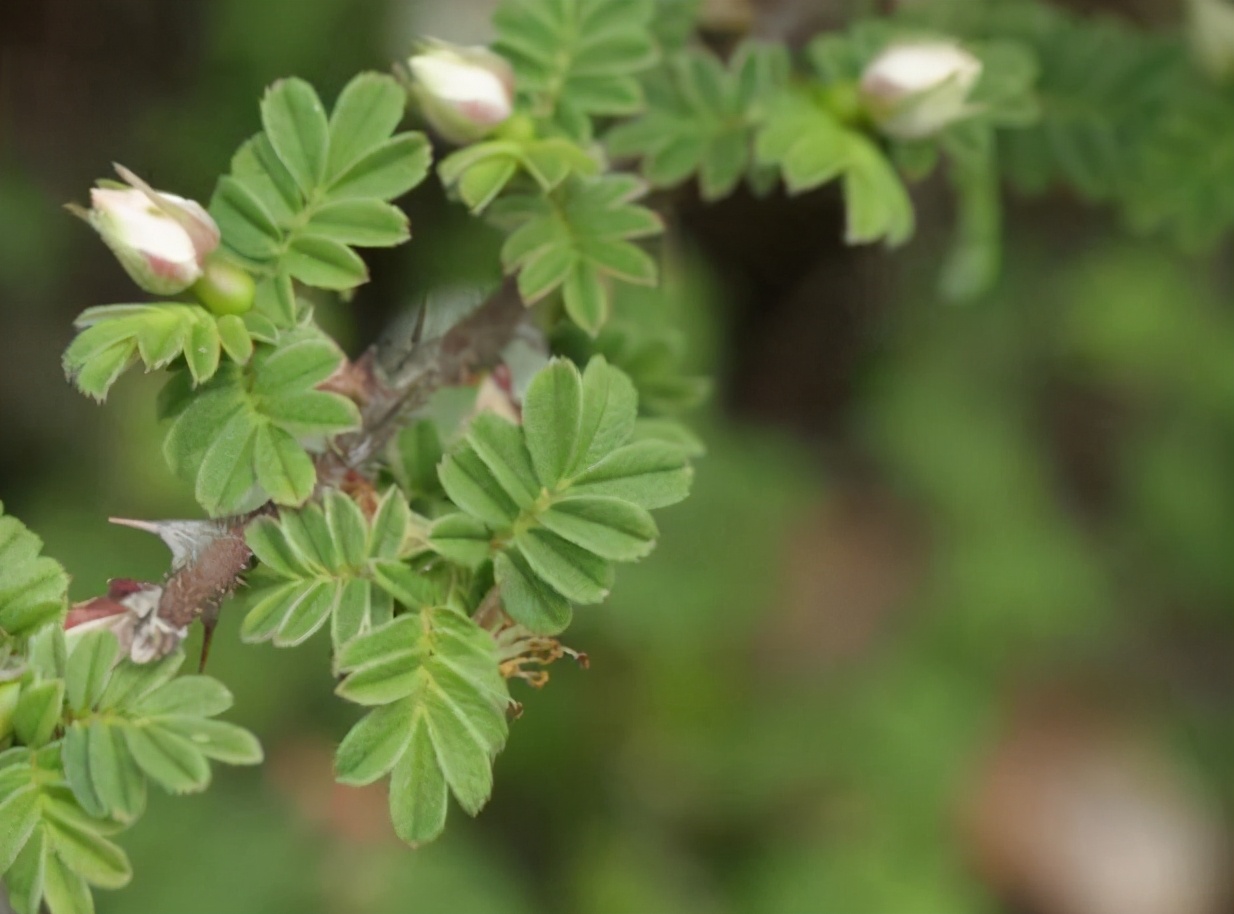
[151,280,531,639]
[317,280,528,486]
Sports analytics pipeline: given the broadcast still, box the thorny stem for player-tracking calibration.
[153,279,532,635]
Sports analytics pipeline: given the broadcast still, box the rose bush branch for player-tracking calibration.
[5,0,1234,911]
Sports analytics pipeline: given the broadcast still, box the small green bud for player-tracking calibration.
[817,83,865,127]
[497,113,537,143]
[192,256,256,316]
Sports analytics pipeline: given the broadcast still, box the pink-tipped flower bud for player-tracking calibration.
[407,42,516,144]
[859,41,983,140]
[74,165,220,295]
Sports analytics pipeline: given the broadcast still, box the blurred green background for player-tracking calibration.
[3,0,1234,912]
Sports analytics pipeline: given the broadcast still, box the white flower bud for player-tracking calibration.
[74,165,220,296]
[407,42,515,144]
[859,41,983,140]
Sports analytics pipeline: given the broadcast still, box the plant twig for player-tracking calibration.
[151,280,530,639]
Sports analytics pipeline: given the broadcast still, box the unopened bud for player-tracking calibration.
[1188,0,1234,83]
[859,41,983,140]
[72,165,220,295]
[407,42,515,144]
[192,255,255,316]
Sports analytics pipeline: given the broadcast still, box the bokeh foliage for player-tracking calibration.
[3,0,1234,911]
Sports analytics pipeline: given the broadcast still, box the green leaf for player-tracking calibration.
[842,135,914,247]
[332,578,375,649]
[26,626,66,681]
[61,726,106,820]
[516,244,576,303]
[185,317,222,384]
[562,261,608,334]
[62,650,259,820]
[326,133,431,201]
[569,355,638,474]
[439,137,598,213]
[239,581,311,643]
[494,550,572,634]
[0,783,40,874]
[65,632,119,714]
[538,495,657,561]
[245,519,307,578]
[327,73,408,180]
[306,199,409,247]
[162,333,359,516]
[522,358,583,488]
[251,335,341,395]
[497,175,662,333]
[5,826,46,914]
[429,514,493,569]
[254,425,317,506]
[430,358,690,633]
[335,615,421,678]
[85,722,145,822]
[369,488,411,560]
[95,654,182,712]
[280,501,338,571]
[458,156,520,213]
[41,848,93,914]
[253,272,297,327]
[159,718,263,765]
[326,491,369,570]
[14,680,65,748]
[242,491,420,651]
[389,717,448,845]
[514,528,613,604]
[284,235,369,289]
[494,0,658,137]
[571,440,692,508]
[606,43,790,200]
[64,305,250,401]
[274,580,338,647]
[335,608,509,846]
[123,726,211,794]
[754,92,847,192]
[194,412,259,516]
[467,414,540,508]
[232,132,301,223]
[439,446,521,529]
[42,814,130,889]
[214,77,429,295]
[372,562,441,611]
[132,676,233,719]
[136,309,188,367]
[755,86,915,247]
[0,503,69,638]
[394,421,445,498]
[211,175,282,261]
[334,697,415,785]
[216,314,254,364]
[261,78,330,196]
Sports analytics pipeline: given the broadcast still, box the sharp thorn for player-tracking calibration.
[109,517,162,534]
[198,620,217,674]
